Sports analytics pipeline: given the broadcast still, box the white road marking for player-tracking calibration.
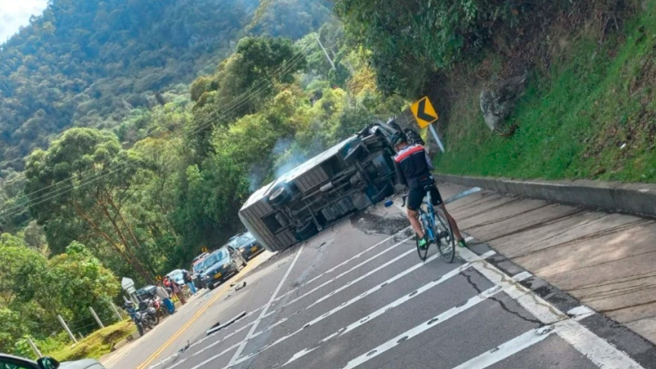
[282,263,484,366]
[279,237,413,309]
[226,244,304,367]
[452,318,644,369]
[458,246,566,324]
[289,246,415,311]
[451,326,554,369]
[457,246,644,369]
[158,234,418,369]
[566,305,595,320]
[274,227,412,302]
[511,271,532,282]
[557,319,644,369]
[340,284,508,369]
[195,241,462,368]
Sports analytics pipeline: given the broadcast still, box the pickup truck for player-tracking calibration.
[239,122,400,252]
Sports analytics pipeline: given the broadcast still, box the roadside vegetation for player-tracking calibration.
[44,321,136,362]
[434,1,656,182]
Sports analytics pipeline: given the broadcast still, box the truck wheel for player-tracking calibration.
[269,185,292,207]
[296,221,318,241]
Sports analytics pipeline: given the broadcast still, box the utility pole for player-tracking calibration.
[314,34,336,71]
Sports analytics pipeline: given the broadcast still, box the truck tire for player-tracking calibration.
[269,185,292,207]
[296,221,318,241]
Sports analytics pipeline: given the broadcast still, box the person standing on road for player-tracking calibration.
[156,282,175,314]
[170,279,186,305]
[390,131,467,249]
[183,269,197,295]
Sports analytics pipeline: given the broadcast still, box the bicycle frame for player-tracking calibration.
[420,191,437,241]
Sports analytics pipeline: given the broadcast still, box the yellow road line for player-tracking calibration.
[136,263,258,369]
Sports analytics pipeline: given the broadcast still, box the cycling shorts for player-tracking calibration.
[407,184,443,211]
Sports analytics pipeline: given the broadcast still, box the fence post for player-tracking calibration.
[27,337,42,358]
[89,306,105,329]
[57,315,78,343]
[111,302,124,321]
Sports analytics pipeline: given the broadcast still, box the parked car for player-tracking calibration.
[0,354,104,369]
[239,121,399,252]
[199,247,247,290]
[191,261,207,289]
[135,285,157,301]
[191,252,210,289]
[228,232,264,260]
[166,269,186,286]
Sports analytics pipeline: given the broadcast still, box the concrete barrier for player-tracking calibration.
[434,174,656,218]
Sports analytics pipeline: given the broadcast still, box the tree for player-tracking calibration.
[189,36,307,158]
[334,0,516,98]
[24,128,153,282]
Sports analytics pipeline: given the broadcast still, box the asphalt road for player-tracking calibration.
[107,201,655,369]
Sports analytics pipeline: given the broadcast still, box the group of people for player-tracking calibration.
[155,269,198,314]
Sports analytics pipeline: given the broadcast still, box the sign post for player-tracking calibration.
[410,97,445,153]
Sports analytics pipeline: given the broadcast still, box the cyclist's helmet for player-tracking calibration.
[390,131,407,146]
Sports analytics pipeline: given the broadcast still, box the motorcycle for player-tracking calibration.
[152,296,169,318]
[138,299,160,327]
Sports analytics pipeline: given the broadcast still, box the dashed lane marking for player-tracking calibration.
[340,282,515,369]
[211,252,497,368]
[283,263,517,367]
[227,243,305,367]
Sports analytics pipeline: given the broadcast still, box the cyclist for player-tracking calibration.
[391,131,467,249]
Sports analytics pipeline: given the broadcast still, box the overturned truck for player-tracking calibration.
[239,123,399,252]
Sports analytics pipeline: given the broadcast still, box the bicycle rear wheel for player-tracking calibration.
[434,210,455,263]
[415,214,431,262]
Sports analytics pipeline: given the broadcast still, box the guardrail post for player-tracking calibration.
[57,315,78,343]
[111,302,124,321]
[27,337,42,358]
[89,306,105,329]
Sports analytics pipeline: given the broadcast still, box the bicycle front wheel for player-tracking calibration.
[434,210,455,263]
[415,214,431,262]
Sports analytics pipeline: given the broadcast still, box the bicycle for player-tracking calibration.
[402,186,456,263]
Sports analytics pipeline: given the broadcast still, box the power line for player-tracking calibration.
[0,43,315,222]
[1,43,313,212]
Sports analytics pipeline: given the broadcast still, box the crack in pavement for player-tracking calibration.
[462,270,543,327]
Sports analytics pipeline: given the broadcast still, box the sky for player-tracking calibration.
[0,0,48,44]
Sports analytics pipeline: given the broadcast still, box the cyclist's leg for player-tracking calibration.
[437,204,464,241]
[407,208,424,238]
[429,185,465,242]
[406,188,425,239]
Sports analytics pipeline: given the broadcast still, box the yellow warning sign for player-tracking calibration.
[411,97,439,128]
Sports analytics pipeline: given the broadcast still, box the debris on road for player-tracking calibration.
[206,311,247,335]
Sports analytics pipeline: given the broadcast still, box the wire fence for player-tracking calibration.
[24,301,129,359]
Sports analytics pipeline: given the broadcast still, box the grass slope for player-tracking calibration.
[435,4,656,183]
[46,320,136,362]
